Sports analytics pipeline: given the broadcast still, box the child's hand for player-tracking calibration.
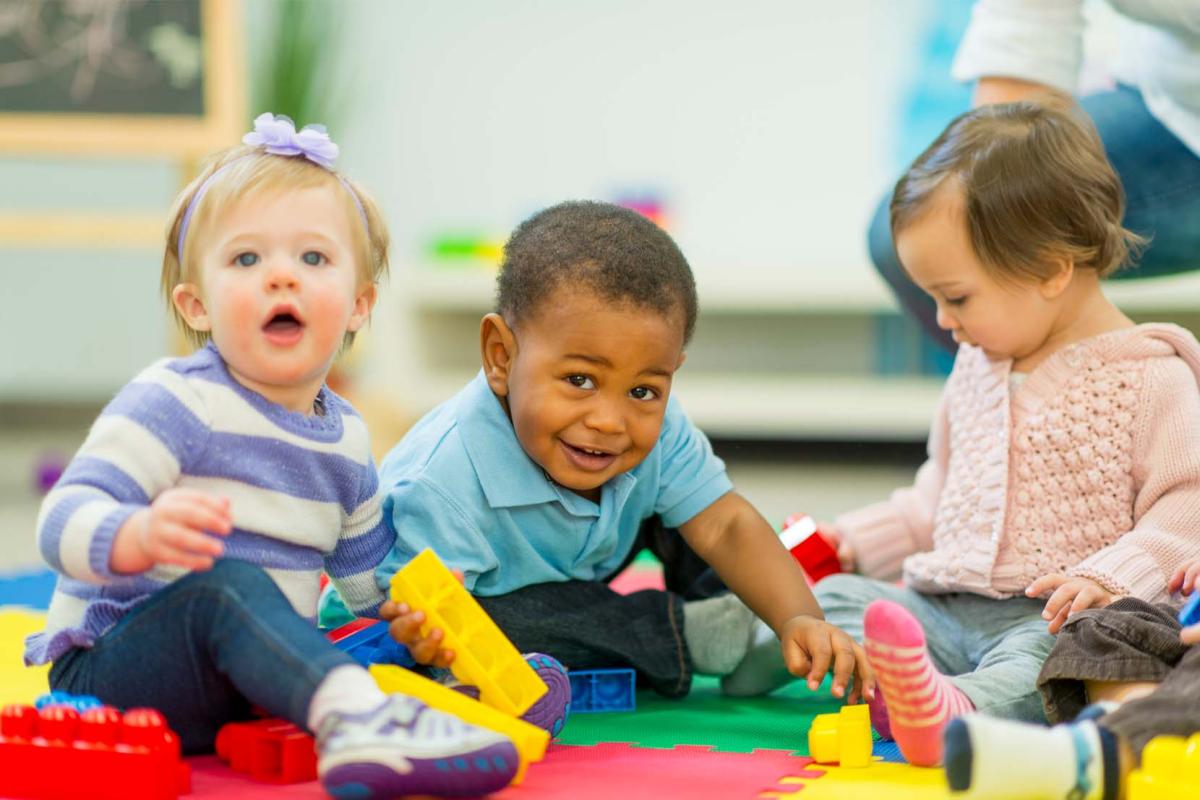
[1026,574,1117,634]
[112,488,231,573]
[379,600,456,668]
[1182,623,1200,646]
[378,567,465,668]
[779,615,875,703]
[819,524,857,572]
[1167,560,1200,596]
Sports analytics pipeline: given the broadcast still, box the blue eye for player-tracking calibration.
[235,252,259,267]
[302,251,326,266]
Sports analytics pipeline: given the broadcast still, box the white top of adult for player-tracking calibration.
[952,0,1200,157]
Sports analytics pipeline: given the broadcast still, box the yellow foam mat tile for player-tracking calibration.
[0,609,49,706]
[762,759,949,799]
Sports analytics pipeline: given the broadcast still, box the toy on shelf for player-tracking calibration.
[1178,592,1200,627]
[1127,733,1200,800]
[568,668,636,713]
[0,700,190,800]
[370,664,547,785]
[807,703,872,768]
[389,548,548,718]
[326,618,415,669]
[780,513,841,584]
[215,718,316,784]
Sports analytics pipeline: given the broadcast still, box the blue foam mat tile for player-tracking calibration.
[0,568,55,610]
[873,738,906,763]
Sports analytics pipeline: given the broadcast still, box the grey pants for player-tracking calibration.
[1038,597,1200,757]
[815,574,1053,722]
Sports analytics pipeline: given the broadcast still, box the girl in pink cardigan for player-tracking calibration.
[731,99,1200,767]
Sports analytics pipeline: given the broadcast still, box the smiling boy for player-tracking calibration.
[370,201,872,701]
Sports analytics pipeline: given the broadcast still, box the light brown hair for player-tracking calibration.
[161,144,390,347]
[891,96,1144,283]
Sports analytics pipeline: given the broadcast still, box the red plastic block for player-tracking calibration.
[0,703,190,800]
[780,513,842,583]
[215,718,317,784]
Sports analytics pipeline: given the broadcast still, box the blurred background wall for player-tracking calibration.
[2,0,1197,568]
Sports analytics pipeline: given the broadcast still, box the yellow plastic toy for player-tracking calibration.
[370,664,549,785]
[390,548,548,717]
[1127,733,1200,800]
[807,703,873,768]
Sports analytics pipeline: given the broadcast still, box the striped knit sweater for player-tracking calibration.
[25,343,395,666]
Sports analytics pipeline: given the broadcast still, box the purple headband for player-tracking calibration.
[175,113,368,257]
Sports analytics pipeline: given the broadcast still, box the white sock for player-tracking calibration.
[944,715,1108,800]
[306,664,390,732]
[682,594,756,675]
[719,619,794,697]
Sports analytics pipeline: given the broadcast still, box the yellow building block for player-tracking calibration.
[1127,733,1200,800]
[808,704,873,768]
[390,548,547,717]
[370,664,549,785]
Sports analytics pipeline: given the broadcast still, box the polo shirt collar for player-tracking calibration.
[458,370,612,514]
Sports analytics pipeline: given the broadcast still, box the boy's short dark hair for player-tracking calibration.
[496,200,699,344]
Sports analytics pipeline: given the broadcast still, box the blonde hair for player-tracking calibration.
[162,144,390,347]
[891,96,1145,283]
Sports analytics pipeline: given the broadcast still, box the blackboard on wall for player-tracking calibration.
[0,0,243,156]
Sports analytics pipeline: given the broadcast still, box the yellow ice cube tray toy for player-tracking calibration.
[390,548,548,717]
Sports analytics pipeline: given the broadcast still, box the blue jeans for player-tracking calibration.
[49,560,355,753]
[870,85,1200,350]
[815,574,1054,722]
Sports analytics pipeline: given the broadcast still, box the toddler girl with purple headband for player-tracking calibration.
[24,113,519,798]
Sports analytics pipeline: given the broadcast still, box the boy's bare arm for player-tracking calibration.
[679,491,873,700]
[678,491,820,630]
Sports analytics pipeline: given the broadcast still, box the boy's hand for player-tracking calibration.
[779,615,875,703]
[1167,561,1200,596]
[1026,574,1117,634]
[379,600,456,668]
[378,567,465,668]
[820,524,857,572]
[111,488,231,573]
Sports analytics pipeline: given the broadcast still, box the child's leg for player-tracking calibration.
[477,579,698,697]
[951,596,1055,722]
[722,574,970,700]
[943,714,1126,800]
[51,560,519,798]
[1038,598,1187,724]
[632,516,727,600]
[50,560,359,751]
[1102,642,1200,757]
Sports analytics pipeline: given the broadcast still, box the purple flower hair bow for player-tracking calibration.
[242,112,339,169]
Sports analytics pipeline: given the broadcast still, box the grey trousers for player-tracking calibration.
[815,574,1053,722]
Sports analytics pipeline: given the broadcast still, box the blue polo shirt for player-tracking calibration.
[374,370,733,596]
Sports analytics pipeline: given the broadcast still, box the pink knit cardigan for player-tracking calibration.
[837,324,1200,603]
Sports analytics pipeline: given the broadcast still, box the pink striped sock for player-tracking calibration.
[863,600,974,767]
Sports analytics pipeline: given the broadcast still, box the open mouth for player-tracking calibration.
[262,307,305,344]
[560,440,619,472]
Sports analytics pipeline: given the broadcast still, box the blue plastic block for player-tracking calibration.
[35,691,103,712]
[568,668,635,713]
[1179,592,1200,627]
[331,620,415,669]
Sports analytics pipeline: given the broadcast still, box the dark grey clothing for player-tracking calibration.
[1038,597,1199,756]
[476,518,726,699]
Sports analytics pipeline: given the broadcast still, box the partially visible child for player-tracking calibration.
[790,99,1200,766]
[944,560,1200,800]
[25,114,518,798]
[366,201,874,703]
